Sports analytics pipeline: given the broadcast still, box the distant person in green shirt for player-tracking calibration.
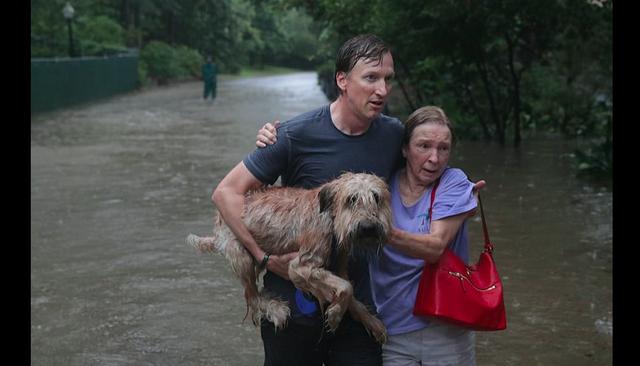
[202,56,217,101]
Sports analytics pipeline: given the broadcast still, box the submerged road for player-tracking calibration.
[31,72,612,365]
[31,72,328,365]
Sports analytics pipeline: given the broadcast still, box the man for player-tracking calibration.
[212,34,401,365]
[202,56,217,101]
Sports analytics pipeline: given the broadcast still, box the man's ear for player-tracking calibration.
[336,72,348,93]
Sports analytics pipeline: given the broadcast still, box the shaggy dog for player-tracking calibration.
[187,172,391,343]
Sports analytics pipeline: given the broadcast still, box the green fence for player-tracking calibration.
[31,53,138,114]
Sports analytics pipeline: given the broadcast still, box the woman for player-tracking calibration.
[369,106,478,365]
[255,106,480,365]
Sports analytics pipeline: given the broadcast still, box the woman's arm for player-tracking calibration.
[388,209,475,263]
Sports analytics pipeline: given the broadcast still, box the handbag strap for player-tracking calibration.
[476,192,494,253]
[427,178,441,224]
[428,178,494,254]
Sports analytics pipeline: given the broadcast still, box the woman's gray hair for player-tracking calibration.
[402,106,456,147]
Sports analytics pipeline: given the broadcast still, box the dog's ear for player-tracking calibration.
[318,184,335,214]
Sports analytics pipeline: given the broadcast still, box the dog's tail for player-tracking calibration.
[186,233,221,253]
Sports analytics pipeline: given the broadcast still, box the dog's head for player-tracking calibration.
[318,172,392,255]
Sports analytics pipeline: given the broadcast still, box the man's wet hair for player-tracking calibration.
[334,34,391,95]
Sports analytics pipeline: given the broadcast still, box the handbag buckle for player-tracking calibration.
[483,243,495,254]
[447,271,498,292]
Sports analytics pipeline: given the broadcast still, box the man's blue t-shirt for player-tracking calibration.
[243,104,404,325]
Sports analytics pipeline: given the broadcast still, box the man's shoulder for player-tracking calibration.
[376,114,404,132]
[283,105,328,128]
[379,113,403,124]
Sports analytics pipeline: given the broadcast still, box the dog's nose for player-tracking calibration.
[358,221,380,237]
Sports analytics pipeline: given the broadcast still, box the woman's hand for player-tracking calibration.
[256,120,280,148]
[387,226,405,247]
[472,179,486,195]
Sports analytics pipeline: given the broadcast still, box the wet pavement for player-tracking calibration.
[31,72,612,365]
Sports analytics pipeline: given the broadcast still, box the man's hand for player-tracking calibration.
[256,120,280,148]
[265,251,298,280]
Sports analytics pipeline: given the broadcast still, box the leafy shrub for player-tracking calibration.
[76,15,127,56]
[140,41,204,85]
[175,46,204,79]
[140,41,180,85]
[137,60,150,88]
[574,139,612,176]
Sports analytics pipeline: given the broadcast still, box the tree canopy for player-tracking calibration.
[32,0,612,170]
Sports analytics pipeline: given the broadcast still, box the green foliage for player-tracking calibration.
[137,60,150,88]
[284,0,611,148]
[76,15,127,56]
[139,41,202,85]
[31,0,323,75]
[175,46,204,79]
[30,0,612,150]
[31,1,70,57]
[573,139,612,176]
[140,41,178,84]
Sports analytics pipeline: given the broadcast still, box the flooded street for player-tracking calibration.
[31,72,611,365]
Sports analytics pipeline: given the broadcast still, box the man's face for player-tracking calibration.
[337,52,395,122]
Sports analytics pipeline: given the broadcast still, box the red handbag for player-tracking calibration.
[413,180,507,331]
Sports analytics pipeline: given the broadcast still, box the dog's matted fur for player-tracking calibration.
[187,172,391,343]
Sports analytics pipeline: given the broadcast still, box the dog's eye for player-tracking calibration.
[348,195,358,205]
[372,192,380,204]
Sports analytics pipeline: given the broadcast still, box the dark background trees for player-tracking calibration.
[283,0,611,175]
[31,0,612,174]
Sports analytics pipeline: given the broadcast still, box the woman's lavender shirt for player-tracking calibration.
[369,167,477,336]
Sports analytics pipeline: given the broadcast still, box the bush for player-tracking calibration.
[175,46,203,79]
[76,15,127,57]
[140,41,180,85]
[140,41,204,85]
[137,61,150,88]
[574,138,612,177]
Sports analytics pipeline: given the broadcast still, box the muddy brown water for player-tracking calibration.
[31,72,612,365]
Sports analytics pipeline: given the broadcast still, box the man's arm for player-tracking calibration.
[212,161,296,278]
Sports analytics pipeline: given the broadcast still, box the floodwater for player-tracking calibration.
[31,72,612,365]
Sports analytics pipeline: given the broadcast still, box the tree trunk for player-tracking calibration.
[120,0,130,27]
[395,77,416,114]
[505,33,522,147]
[394,58,417,113]
[476,59,505,145]
[398,57,425,106]
[459,71,490,140]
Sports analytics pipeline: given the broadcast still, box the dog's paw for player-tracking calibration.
[325,304,344,332]
[370,318,388,344]
[262,298,290,329]
[362,314,388,344]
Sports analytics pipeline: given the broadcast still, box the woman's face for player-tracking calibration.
[402,123,452,186]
